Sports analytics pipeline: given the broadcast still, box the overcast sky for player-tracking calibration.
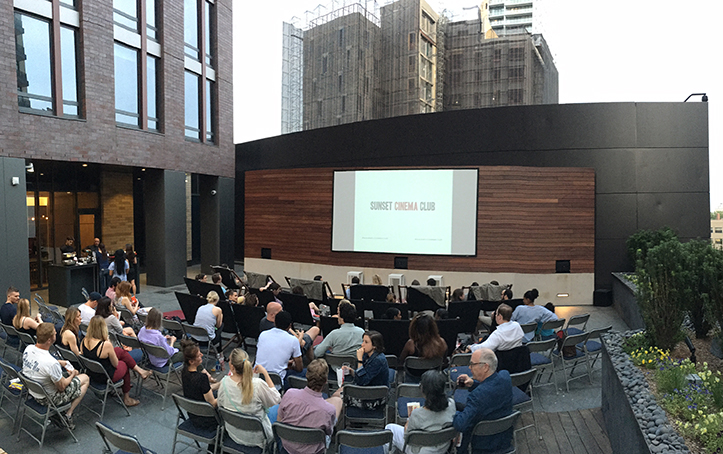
[233,0,721,210]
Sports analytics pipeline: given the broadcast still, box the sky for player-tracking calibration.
[233,0,721,209]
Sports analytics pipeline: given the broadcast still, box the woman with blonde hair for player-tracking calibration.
[81,315,151,407]
[191,290,224,367]
[217,348,281,447]
[13,298,42,337]
[59,306,82,356]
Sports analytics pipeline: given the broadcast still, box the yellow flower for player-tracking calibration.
[701,428,707,434]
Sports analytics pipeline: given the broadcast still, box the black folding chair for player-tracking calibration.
[77,355,131,420]
[171,393,223,454]
[96,421,157,453]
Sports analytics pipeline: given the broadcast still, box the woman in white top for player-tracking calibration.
[192,291,223,360]
[217,348,280,448]
[108,249,129,281]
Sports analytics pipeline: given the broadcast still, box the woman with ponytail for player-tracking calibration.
[217,348,281,448]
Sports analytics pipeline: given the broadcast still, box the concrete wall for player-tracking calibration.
[612,273,644,331]
[0,157,31,296]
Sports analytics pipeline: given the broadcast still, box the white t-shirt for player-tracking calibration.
[470,321,524,352]
[256,328,301,380]
[22,345,64,400]
[79,303,96,324]
[108,260,129,281]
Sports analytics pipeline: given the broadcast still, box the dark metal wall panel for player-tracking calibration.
[0,157,31,296]
[636,192,710,239]
[634,148,709,193]
[218,177,235,269]
[595,194,638,240]
[635,103,710,148]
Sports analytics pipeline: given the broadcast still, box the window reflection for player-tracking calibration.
[185,71,200,139]
[61,26,79,117]
[113,0,138,31]
[147,0,157,41]
[184,0,199,59]
[205,1,212,66]
[114,43,140,126]
[205,79,214,142]
[147,55,158,130]
[15,13,53,113]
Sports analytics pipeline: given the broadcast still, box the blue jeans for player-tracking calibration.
[100,268,110,295]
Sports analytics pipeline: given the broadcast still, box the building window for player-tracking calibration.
[185,0,216,143]
[113,0,161,130]
[716,227,722,233]
[509,88,523,105]
[14,1,81,118]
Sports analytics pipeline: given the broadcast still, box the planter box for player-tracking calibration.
[612,272,645,330]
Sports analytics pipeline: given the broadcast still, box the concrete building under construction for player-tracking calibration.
[281,0,558,133]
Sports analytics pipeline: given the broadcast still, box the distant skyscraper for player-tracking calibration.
[488,0,542,36]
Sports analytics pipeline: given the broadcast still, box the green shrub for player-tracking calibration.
[682,240,714,338]
[704,248,723,338]
[626,226,678,265]
[656,366,688,394]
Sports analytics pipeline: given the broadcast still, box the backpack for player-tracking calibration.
[556,330,578,358]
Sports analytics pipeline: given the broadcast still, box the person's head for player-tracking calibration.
[14,298,31,325]
[145,308,163,330]
[426,278,437,286]
[372,274,383,285]
[228,348,254,404]
[496,303,513,323]
[36,322,56,346]
[65,236,74,247]
[351,276,360,285]
[95,296,114,318]
[266,301,282,320]
[435,308,449,320]
[125,243,134,255]
[226,289,238,302]
[470,281,479,287]
[501,288,513,300]
[206,291,219,305]
[544,302,555,313]
[383,307,401,320]
[291,286,304,295]
[87,315,109,341]
[523,288,539,305]
[195,273,207,282]
[268,282,281,295]
[61,306,81,336]
[339,302,357,324]
[181,339,202,368]
[113,249,126,273]
[117,281,132,298]
[88,291,102,307]
[275,310,293,331]
[99,242,106,254]
[306,359,329,392]
[386,292,396,303]
[93,238,100,247]
[420,370,449,412]
[313,275,323,281]
[409,313,444,358]
[109,276,121,290]
[244,293,259,307]
[411,280,420,286]
[212,273,222,284]
[362,330,384,355]
[6,286,19,304]
[451,288,464,301]
[470,348,497,382]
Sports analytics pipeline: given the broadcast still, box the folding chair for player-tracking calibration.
[583,325,612,377]
[1,323,22,363]
[17,331,36,351]
[519,322,537,341]
[564,314,590,335]
[136,311,148,325]
[16,371,79,447]
[554,332,590,392]
[272,422,326,454]
[286,375,308,390]
[117,333,149,397]
[162,318,184,338]
[0,323,7,357]
[171,393,224,454]
[324,353,357,389]
[82,287,90,301]
[55,345,83,372]
[218,407,274,454]
[395,383,425,425]
[0,356,24,432]
[268,372,283,391]
[117,307,136,329]
[96,421,157,454]
[343,384,389,429]
[140,341,184,410]
[526,338,557,392]
[509,369,538,439]
[403,356,443,384]
[449,353,472,402]
[77,355,131,420]
[404,426,458,454]
[537,318,565,341]
[181,322,217,366]
[336,429,393,454]
[469,411,520,454]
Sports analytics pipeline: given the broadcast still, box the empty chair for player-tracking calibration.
[272,421,326,454]
[564,314,590,335]
[583,325,612,377]
[468,410,520,454]
[0,356,24,430]
[77,355,132,420]
[526,338,557,392]
[96,421,157,454]
[1,323,22,363]
[509,369,538,439]
[171,393,223,454]
[336,429,393,454]
[162,318,184,337]
[218,407,274,454]
[554,332,590,392]
[16,372,79,447]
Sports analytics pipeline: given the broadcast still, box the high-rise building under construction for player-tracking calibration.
[281,0,558,133]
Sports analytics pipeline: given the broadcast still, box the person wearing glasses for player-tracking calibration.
[452,348,514,454]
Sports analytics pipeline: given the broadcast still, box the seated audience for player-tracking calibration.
[181,339,219,430]
[226,289,243,304]
[277,359,343,454]
[383,307,402,320]
[342,330,389,386]
[450,288,465,302]
[109,249,130,281]
[1,286,20,327]
[255,311,302,381]
[314,303,364,358]
[511,289,558,342]
[105,276,122,302]
[116,281,146,323]
[138,308,183,368]
[217,348,281,447]
[261,282,283,303]
[385,370,456,454]
[190,290,224,366]
[410,280,421,286]
[435,309,449,320]
[195,273,207,282]
[469,304,523,353]
[426,278,437,286]
[243,293,259,307]
[13,298,42,337]
[345,276,360,299]
[22,323,90,429]
[81,316,150,407]
[453,348,513,454]
[58,306,83,356]
[260,301,282,332]
[79,292,101,324]
[400,313,448,378]
[372,274,383,285]
[211,273,227,292]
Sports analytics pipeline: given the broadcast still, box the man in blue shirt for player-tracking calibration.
[0,287,20,341]
[453,347,513,454]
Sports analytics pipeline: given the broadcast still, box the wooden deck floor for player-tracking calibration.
[517,408,613,454]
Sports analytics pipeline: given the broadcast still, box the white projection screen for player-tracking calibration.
[332,169,479,256]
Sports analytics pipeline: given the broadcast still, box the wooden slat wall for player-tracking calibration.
[244,166,594,274]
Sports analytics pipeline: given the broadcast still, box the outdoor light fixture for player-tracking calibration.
[25,162,34,173]
[82,163,88,167]
[556,293,569,298]
[684,93,708,102]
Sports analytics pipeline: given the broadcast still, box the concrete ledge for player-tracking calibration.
[612,272,645,330]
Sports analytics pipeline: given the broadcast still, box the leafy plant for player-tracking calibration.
[626,227,678,265]
[623,332,653,355]
[682,240,714,338]
[656,365,688,394]
[704,247,723,338]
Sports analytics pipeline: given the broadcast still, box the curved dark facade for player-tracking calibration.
[236,102,710,290]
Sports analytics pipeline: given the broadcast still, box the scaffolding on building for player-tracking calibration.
[281,21,304,134]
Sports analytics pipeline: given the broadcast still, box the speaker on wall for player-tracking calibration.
[394,256,408,269]
[555,260,570,273]
[261,248,272,259]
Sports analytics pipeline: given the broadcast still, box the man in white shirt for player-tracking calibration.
[79,291,101,325]
[469,304,524,353]
[22,323,90,429]
[255,311,302,381]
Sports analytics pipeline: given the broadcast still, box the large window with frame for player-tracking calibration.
[113,0,161,130]
[184,0,216,143]
[14,1,81,118]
